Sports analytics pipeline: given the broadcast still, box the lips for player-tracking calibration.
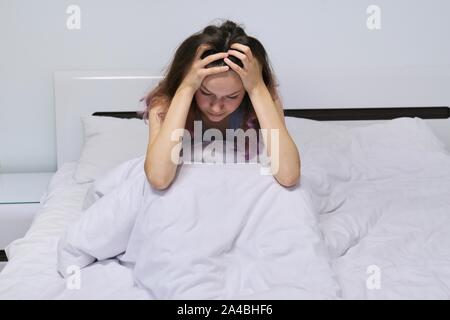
[209,112,224,117]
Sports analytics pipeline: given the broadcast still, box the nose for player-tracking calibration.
[210,98,224,112]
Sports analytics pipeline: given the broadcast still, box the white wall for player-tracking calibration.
[1,0,449,173]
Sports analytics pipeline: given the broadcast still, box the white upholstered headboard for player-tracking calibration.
[53,71,162,169]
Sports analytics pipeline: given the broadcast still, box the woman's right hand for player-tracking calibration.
[179,44,230,93]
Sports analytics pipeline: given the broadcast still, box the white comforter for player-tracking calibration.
[57,158,340,299]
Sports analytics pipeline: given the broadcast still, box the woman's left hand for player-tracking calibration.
[224,43,265,94]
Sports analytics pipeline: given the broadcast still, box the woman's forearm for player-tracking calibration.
[248,83,301,187]
[145,86,195,189]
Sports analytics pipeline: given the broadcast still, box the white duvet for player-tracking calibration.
[57,155,340,300]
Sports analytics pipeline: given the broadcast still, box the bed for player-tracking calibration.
[0,71,450,299]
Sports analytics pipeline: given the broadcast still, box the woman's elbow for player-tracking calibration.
[145,168,173,191]
[152,179,172,190]
[276,169,301,188]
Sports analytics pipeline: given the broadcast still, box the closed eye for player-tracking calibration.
[201,89,239,99]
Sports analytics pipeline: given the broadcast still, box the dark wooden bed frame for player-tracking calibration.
[0,250,6,263]
[91,106,450,121]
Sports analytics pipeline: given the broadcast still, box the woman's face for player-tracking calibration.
[194,70,245,123]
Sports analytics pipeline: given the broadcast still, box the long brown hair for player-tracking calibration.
[139,19,280,134]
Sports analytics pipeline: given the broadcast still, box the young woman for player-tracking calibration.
[142,20,300,190]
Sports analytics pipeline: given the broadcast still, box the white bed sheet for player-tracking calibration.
[0,162,150,300]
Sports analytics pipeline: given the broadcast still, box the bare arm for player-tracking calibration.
[248,84,301,187]
[145,46,230,190]
[224,43,300,187]
[144,86,195,190]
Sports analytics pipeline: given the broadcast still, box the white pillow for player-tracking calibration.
[75,116,148,184]
[285,116,347,150]
[348,117,448,179]
[287,117,449,214]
